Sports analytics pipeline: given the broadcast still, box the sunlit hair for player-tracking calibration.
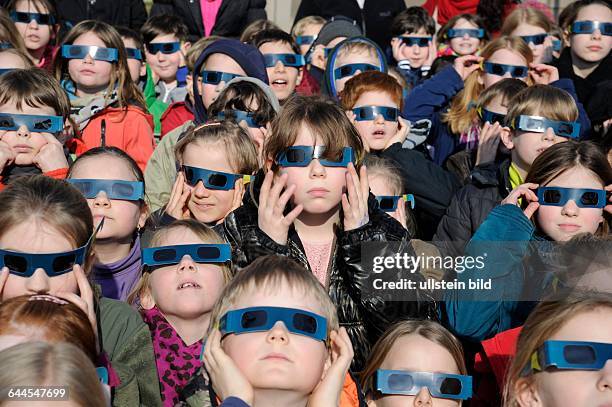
[291,15,326,38]
[505,84,578,127]
[437,13,490,45]
[363,155,403,196]
[0,12,28,53]
[239,19,281,44]
[501,7,553,37]
[340,70,404,111]
[476,78,527,115]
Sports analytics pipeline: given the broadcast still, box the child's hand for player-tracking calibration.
[165,172,191,220]
[475,121,502,166]
[425,39,438,68]
[32,133,69,173]
[501,183,540,219]
[604,184,612,215]
[253,124,269,166]
[308,327,354,407]
[258,170,303,245]
[384,117,411,150]
[0,140,15,172]
[0,267,9,300]
[453,55,483,81]
[203,328,254,406]
[529,63,559,85]
[342,163,370,231]
[219,178,245,224]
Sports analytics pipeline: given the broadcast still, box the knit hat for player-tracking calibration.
[311,16,362,49]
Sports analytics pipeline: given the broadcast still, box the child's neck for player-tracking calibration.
[163,312,210,345]
[252,389,308,407]
[571,50,601,78]
[294,207,340,243]
[510,154,529,182]
[75,84,109,98]
[28,46,46,65]
[94,237,134,264]
[162,78,177,87]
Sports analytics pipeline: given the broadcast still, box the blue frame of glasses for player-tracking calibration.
[396,36,432,47]
[68,179,144,201]
[513,115,581,139]
[524,340,612,374]
[263,53,305,68]
[375,370,473,400]
[296,35,316,45]
[9,11,55,25]
[126,47,142,61]
[200,70,243,85]
[519,33,548,45]
[276,146,355,167]
[182,165,252,190]
[536,187,607,208]
[333,63,381,80]
[61,45,118,62]
[476,107,506,125]
[482,62,528,78]
[0,113,63,133]
[217,110,260,128]
[447,29,485,39]
[142,244,231,268]
[146,42,181,55]
[570,21,612,36]
[353,106,399,122]
[376,194,415,211]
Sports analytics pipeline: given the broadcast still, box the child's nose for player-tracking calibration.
[374,113,385,124]
[93,191,111,207]
[83,53,95,64]
[16,125,31,138]
[177,255,197,272]
[28,18,39,29]
[597,360,612,392]
[560,199,579,216]
[591,28,602,40]
[542,128,556,142]
[412,44,421,53]
[266,321,289,344]
[26,269,51,294]
[274,61,285,72]
[413,387,433,406]
[192,181,211,198]
[309,159,326,178]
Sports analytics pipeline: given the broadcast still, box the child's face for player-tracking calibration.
[222,279,328,396]
[259,41,303,102]
[484,95,508,116]
[280,125,348,215]
[122,37,145,83]
[145,34,184,83]
[0,100,57,166]
[144,226,225,319]
[201,53,247,109]
[298,23,324,55]
[519,308,612,407]
[510,23,552,64]
[370,333,461,407]
[334,49,381,94]
[480,48,529,88]
[569,4,612,64]
[504,125,566,173]
[352,90,399,151]
[0,218,79,301]
[68,155,146,242]
[14,0,53,52]
[182,141,239,224]
[449,18,482,56]
[68,31,113,95]
[390,27,431,68]
[368,174,406,228]
[536,166,605,241]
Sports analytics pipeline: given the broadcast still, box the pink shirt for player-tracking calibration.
[200,0,223,37]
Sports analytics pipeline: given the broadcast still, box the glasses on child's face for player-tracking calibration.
[142,244,231,269]
[68,179,144,201]
[523,340,612,375]
[0,42,13,50]
[396,36,432,47]
[447,28,485,39]
[219,306,328,342]
[570,21,612,36]
[61,45,118,62]
[352,106,399,122]
[482,62,528,78]
[9,11,55,25]
[475,106,506,125]
[519,33,548,45]
[512,115,581,139]
[263,53,305,68]
[200,70,243,85]
[552,39,562,52]
[333,63,380,80]
[296,35,316,45]
[182,165,252,190]
[217,110,260,128]
[536,187,607,208]
[375,370,473,400]
[0,113,63,133]
[0,69,13,76]
[276,146,355,168]
[146,41,181,55]
[125,47,143,61]
[376,194,415,211]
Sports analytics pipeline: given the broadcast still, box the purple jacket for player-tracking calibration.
[92,237,142,301]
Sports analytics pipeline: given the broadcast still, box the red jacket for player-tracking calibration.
[161,101,194,139]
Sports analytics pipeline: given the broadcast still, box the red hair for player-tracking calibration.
[340,71,404,111]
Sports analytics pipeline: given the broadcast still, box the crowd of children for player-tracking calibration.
[0,0,610,406]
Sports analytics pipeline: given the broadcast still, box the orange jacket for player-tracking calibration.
[0,167,68,191]
[72,105,156,172]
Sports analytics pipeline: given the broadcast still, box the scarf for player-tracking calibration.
[70,90,119,132]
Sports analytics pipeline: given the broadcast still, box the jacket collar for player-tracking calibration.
[556,47,612,84]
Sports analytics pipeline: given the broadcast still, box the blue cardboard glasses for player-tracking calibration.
[182,165,252,190]
[447,28,485,39]
[0,113,63,133]
[200,70,243,85]
[146,42,181,54]
[68,179,144,201]
[61,45,118,62]
[126,47,142,61]
[142,244,231,268]
[482,62,528,78]
[513,115,581,139]
[296,35,316,45]
[476,106,506,125]
[375,370,473,400]
[217,110,260,128]
[570,21,612,36]
[353,106,399,122]
[10,11,55,25]
[536,187,607,208]
[0,42,13,50]
[219,306,328,342]
[524,340,612,375]
[396,36,432,47]
[334,63,381,79]
[376,194,415,211]
[519,33,548,45]
[0,69,12,76]
[552,39,562,52]
[276,146,355,168]
[263,53,305,68]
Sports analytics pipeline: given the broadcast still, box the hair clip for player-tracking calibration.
[28,294,69,305]
[193,121,223,132]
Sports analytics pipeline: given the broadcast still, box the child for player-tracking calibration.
[128,220,232,406]
[141,14,191,136]
[0,68,70,190]
[0,175,162,405]
[8,0,58,70]
[445,140,612,343]
[437,13,489,57]
[239,19,281,44]
[0,47,34,72]
[68,147,148,302]
[501,8,555,64]
[361,320,472,405]
[117,26,146,84]
[54,20,156,172]
[389,7,437,89]
[292,15,326,56]
[221,95,436,371]
[252,28,304,103]
[0,12,28,54]
[504,292,612,407]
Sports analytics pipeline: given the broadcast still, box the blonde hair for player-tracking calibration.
[292,15,326,37]
[186,36,221,72]
[336,41,378,64]
[239,19,280,44]
[504,291,612,407]
[443,36,533,135]
[501,7,553,37]
[0,341,106,407]
[363,155,403,196]
[505,84,578,128]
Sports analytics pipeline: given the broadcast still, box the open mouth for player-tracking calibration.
[271,79,288,88]
[178,281,201,290]
[372,129,386,139]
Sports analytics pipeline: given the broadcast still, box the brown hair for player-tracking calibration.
[186,36,221,72]
[0,295,97,362]
[208,80,278,128]
[54,20,145,108]
[476,78,528,115]
[264,95,365,172]
[292,15,326,38]
[437,13,490,45]
[505,85,578,128]
[174,121,259,175]
[361,319,467,397]
[504,291,612,407]
[0,12,28,54]
[443,36,533,135]
[501,7,553,37]
[240,19,281,44]
[140,14,189,44]
[340,70,404,111]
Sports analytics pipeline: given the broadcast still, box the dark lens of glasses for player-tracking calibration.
[564,344,596,364]
[204,72,220,83]
[340,66,353,77]
[73,181,93,196]
[387,373,414,391]
[34,119,52,130]
[418,38,428,46]
[603,24,612,35]
[491,113,505,124]
[69,46,82,57]
[184,167,196,185]
[576,21,592,32]
[196,246,221,259]
[97,48,110,59]
[111,183,135,197]
[439,377,463,395]
[162,43,173,52]
[207,173,230,187]
[0,117,15,128]
[379,198,395,210]
[293,313,317,334]
[557,123,573,136]
[241,310,267,329]
[4,255,28,273]
[358,109,369,120]
[153,248,178,262]
[285,55,297,64]
[286,149,306,163]
[512,67,527,77]
[52,254,76,272]
[15,12,30,23]
[543,190,562,203]
[581,192,599,206]
[491,64,505,75]
[526,117,544,129]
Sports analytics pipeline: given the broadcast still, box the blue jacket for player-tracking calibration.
[219,397,250,407]
[403,66,592,166]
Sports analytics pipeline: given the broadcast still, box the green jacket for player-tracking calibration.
[144,65,170,137]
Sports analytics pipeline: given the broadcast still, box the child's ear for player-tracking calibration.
[296,66,304,87]
[140,288,156,310]
[500,126,515,150]
[366,399,378,407]
[181,41,191,54]
[514,378,542,407]
[139,61,147,78]
[477,70,485,86]
[138,202,149,230]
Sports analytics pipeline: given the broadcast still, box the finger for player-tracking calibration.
[39,132,62,145]
[282,203,303,225]
[0,267,9,297]
[269,172,288,208]
[73,264,95,320]
[525,188,539,203]
[524,202,540,219]
[259,170,273,209]
[345,170,357,208]
[275,183,296,215]
[604,184,612,192]
[341,193,350,217]
[359,164,369,202]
